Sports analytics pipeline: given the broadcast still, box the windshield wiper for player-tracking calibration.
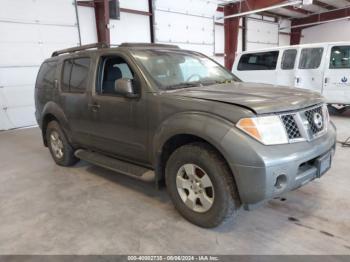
[214,79,234,84]
[165,79,234,90]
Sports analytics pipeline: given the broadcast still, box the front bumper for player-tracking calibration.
[221,122,337,205]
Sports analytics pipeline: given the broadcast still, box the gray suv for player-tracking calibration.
[35,43,336,227]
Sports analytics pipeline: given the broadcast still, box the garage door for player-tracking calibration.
[0,0,80,130]
[110,0,151,44]
[153,0,217,57]
[246,17,279,51]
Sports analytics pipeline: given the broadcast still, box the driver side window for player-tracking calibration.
[97,56,134,95]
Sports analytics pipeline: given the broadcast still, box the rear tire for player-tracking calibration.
[46,121,79,166]
[165,142,240,228]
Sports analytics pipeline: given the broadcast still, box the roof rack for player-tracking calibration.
[51,42,180,57]
[119,43,180,49]
[51,42,109,57]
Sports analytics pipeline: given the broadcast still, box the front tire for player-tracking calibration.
[165,142,240,228]
[46,121,79,166]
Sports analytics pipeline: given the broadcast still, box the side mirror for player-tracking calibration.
[114,78,138,98]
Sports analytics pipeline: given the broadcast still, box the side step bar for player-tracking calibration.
[75,149,151,177]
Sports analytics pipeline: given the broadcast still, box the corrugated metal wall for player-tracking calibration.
[110,0,151,44]
[153,0,217,56]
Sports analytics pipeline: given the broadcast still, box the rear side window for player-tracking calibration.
[330,46,350,69]
[281,49,297,70]
[299,48,323,69]
[61,58,90,93]
[237,51,279,71]
[36,61,57,89]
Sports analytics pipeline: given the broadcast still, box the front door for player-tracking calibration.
[323,45,350,105]
[88,54,149,164]
[294,47,326,93]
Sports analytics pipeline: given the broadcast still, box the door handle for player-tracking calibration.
[88,103,100,111]
[295,77,300,84]
[324,77,329,84]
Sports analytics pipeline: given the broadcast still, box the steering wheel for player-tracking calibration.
[186,74,201,82]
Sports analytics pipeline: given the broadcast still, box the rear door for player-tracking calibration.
[59,57,92,146]
[295,47,325,93]
[323,45,350,105]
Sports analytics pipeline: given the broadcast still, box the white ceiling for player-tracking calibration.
[318,0,350,8]
[217,0,350,19]
[272,7,306,18]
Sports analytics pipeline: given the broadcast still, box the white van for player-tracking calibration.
[232,42,350,112]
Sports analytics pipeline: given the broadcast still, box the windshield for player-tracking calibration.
[132,49,238,90]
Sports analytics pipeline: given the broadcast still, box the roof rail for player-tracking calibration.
[51,42,109,57]
[119,43,180,49]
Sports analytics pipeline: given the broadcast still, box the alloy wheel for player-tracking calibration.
[50,130,64,159]
[176,164,215,213]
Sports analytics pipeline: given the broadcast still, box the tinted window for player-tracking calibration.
[237,51,279,71]
[281,49,297,70]
[61,58,90,93]
[36,61,57,89]
[70,58,90,93]
[299,48,323,69]
[330,46,350,69]
[61,60,72,92]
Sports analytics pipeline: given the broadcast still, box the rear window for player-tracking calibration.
[237,51,279,71]
[36,61,57,89]
[281,49,297,70]
[299,48,323,69]
[330,46,350,69]
[61,58,90,93]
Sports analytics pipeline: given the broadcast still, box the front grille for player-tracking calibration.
[304,106,324,134]
[281,115,301,140]
[280,105,326,143]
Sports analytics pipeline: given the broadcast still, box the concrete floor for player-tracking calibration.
[0,113,350,255]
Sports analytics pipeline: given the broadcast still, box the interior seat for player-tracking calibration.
[103,60,122,94]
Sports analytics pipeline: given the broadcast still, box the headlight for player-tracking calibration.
[322,104,330,127]
[236,115,288,145]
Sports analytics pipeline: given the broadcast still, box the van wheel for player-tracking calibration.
[165,142,240,228]
[46,121,79,166]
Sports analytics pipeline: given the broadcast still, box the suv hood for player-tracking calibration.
[169,82,324,114]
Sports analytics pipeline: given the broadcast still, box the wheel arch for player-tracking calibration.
[40,102,71,146]
[155,133,241,202]
[152,112,241,200]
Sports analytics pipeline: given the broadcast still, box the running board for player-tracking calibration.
[75,149,151,177]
